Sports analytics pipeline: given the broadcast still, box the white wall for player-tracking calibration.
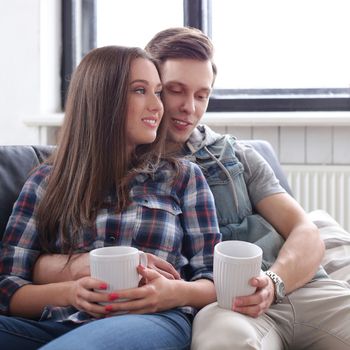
[0,0,61,145]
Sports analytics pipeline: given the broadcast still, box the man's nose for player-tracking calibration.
[181,96,196,114]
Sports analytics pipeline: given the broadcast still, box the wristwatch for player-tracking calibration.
[264,270,286,304]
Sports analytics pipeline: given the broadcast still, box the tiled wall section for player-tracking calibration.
[208,125,350,165]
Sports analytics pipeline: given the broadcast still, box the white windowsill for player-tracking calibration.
[23,113,64,127]
[23,111,350,129]
[23,111,350,145]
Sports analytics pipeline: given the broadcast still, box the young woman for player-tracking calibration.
[0,46,221,349]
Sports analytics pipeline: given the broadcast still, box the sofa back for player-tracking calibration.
[0,141,292,241]
[0,146,53,238]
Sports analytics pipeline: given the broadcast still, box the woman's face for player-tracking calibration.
[126,58,163,154]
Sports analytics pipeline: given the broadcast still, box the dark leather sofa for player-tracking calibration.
[0,141,292,240]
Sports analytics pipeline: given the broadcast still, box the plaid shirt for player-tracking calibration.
[0,160,221,322]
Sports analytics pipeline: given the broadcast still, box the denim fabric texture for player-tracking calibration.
[0,310,191,350]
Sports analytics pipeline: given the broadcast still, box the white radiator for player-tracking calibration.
[282,165,350,232]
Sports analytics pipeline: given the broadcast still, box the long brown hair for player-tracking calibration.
[36,46,170,253]
[145,27,217,81]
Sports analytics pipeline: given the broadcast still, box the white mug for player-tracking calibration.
[90,246,148,294]
[214,240,262,310]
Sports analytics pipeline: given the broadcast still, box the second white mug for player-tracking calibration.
[214,240,262,310]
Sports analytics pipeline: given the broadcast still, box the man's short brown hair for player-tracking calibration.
[145,27,217,79]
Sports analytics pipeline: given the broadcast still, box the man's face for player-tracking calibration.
[160,59,214,145]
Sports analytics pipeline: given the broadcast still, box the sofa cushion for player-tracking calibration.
[308,209,350,284]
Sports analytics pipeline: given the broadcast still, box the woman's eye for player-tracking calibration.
[155,90,162,97]
[134,88,146,94]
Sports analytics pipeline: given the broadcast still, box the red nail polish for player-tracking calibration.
[105,305,113,312]
[108,293,119,301]
[99,283,108,290]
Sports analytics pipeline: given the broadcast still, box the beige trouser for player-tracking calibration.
[191,279,350,350]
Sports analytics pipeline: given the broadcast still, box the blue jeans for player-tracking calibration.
[0,309,191,350]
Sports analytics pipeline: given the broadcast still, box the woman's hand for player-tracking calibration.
[102,266,179,315]
[232,274,275,318]
[145,253,181,280]
[68,277,119,318]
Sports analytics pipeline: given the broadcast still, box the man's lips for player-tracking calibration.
[171,118,193,131]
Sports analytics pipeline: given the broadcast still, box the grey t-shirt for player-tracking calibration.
[234,141,286,208]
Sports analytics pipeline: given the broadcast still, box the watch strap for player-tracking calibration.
[264,270,285,304]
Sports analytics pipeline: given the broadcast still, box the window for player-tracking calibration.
[96,0,183,48]
[209,0,350,111]
[62,0,350,112]
[212,0,350,90]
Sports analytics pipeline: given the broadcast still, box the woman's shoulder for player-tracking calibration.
[32,163,52,176]
[15,164,53,201]
[179,158,203,174]
[163,159,206,188]
[27,163,53,185]
[135,159,205,188]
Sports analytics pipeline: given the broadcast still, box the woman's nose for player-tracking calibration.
[148,94,163,112]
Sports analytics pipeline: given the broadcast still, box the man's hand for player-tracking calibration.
[232,274,275,318]
[67,253,91,280]
[33,253,90,283]
[145,253,181,280]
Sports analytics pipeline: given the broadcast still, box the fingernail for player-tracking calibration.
[108,293,119,301]
[105,305,113,312]
[138,264,145,270]
[99,283,108,290]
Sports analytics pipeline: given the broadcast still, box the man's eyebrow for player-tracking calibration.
[165,81,211,92]
[165,81,185,86]
[199,87,212,93]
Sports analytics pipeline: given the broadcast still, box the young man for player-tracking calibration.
[145,27,350,349]
[34,27,350,349]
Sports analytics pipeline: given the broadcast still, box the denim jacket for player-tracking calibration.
[186,125,328,280]
[186,125,286,271]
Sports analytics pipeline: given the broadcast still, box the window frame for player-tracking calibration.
[61,0,96,108]
[61,0,350,111]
